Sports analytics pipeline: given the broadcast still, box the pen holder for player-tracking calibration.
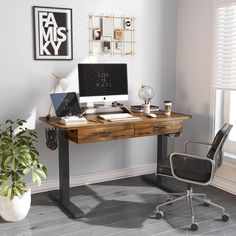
[143,104,150,114]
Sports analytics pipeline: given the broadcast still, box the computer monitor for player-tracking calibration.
[78,63,128,103]
[50,92,81,117]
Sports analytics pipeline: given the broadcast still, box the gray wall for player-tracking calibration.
[175,0,213,153]
[0,0,177,187]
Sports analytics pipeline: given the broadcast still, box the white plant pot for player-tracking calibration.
[0,188,31,222]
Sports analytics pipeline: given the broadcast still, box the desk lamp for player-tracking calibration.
[46,73,63,120]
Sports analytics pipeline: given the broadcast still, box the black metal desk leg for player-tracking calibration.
[142,135,174,193]
[48,130,84,219]
[157,134,167,163]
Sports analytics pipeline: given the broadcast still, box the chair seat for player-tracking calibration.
[157,155,211,183]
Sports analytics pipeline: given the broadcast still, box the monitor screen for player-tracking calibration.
[50,92,81,117]
[78,63,128,103]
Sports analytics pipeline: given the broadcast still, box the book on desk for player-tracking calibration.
[60,116,87,125]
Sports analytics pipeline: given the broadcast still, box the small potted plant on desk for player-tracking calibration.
[0,119,47,222]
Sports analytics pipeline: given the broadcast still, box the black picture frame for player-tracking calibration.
[33,6,73,60]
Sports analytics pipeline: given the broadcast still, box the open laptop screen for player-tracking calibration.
[50,92,81,117]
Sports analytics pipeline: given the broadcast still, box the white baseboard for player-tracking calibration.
[212,176,236,195]
[30,163,236,196]
[29,164,156,194]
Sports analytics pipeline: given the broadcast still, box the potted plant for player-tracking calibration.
[0,119,47,221]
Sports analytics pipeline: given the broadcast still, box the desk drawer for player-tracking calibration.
[67,125,134,143]
[135,121,182,137]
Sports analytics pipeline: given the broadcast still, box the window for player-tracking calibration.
[214,90,236,153]
[212,0,236,154]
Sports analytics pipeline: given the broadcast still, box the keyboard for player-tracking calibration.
[98,113,141,122]
[85,106,123,114]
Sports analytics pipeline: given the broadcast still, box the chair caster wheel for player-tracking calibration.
[191,223,199,231]
[222,214,229,222]
[203,202,210,207]
[155,211,164,219]
[166,199,173,205]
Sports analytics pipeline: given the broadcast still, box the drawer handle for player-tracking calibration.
[153,125,166,129]
[96,131,113,135]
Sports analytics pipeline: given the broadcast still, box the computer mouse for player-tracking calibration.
[146,113,157,118]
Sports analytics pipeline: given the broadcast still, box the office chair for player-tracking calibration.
[155,123,233,231]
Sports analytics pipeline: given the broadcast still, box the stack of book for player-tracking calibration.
[60,116,87,125]
[131,105,159,113]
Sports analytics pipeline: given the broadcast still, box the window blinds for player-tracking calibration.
[212,0,236,90]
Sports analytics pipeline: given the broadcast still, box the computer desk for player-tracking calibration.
[39,111,191,219]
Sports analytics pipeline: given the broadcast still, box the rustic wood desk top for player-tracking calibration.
[39,111,191,144]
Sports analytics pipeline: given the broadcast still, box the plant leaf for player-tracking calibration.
[16,186,24,195]
[7,187,13,201]
[2,156,12,169]
[18,157,27,167]
[32,172,37,183]
[36,173,41,185]
[13,186,22,197]
[36,169,47,179]
[5,119,14,125]
[0,185,10,196]
[23,167,31,175]
[0,177,9,186]
[21,152,31,160]
[31,149,39,156]
[32,172,41,185]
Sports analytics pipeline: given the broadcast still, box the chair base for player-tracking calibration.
[155,187,229,231]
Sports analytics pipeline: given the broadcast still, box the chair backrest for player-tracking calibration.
[207,123,233,169]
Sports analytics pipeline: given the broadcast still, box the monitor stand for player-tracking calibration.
[81,102,131,115]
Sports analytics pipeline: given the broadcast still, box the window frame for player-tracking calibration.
[213,89,236,154]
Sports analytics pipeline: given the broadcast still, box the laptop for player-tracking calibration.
[50,92,81,118]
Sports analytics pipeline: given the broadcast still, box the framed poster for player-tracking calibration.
[33,6,73,60]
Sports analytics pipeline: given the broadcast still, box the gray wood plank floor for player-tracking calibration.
[1,176,236,236]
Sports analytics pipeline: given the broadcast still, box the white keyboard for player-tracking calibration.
[85,106,123,114]
[98,113,141,122]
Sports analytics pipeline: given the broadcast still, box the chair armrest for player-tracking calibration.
[169,152,215,186]
[184,140,212,153]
